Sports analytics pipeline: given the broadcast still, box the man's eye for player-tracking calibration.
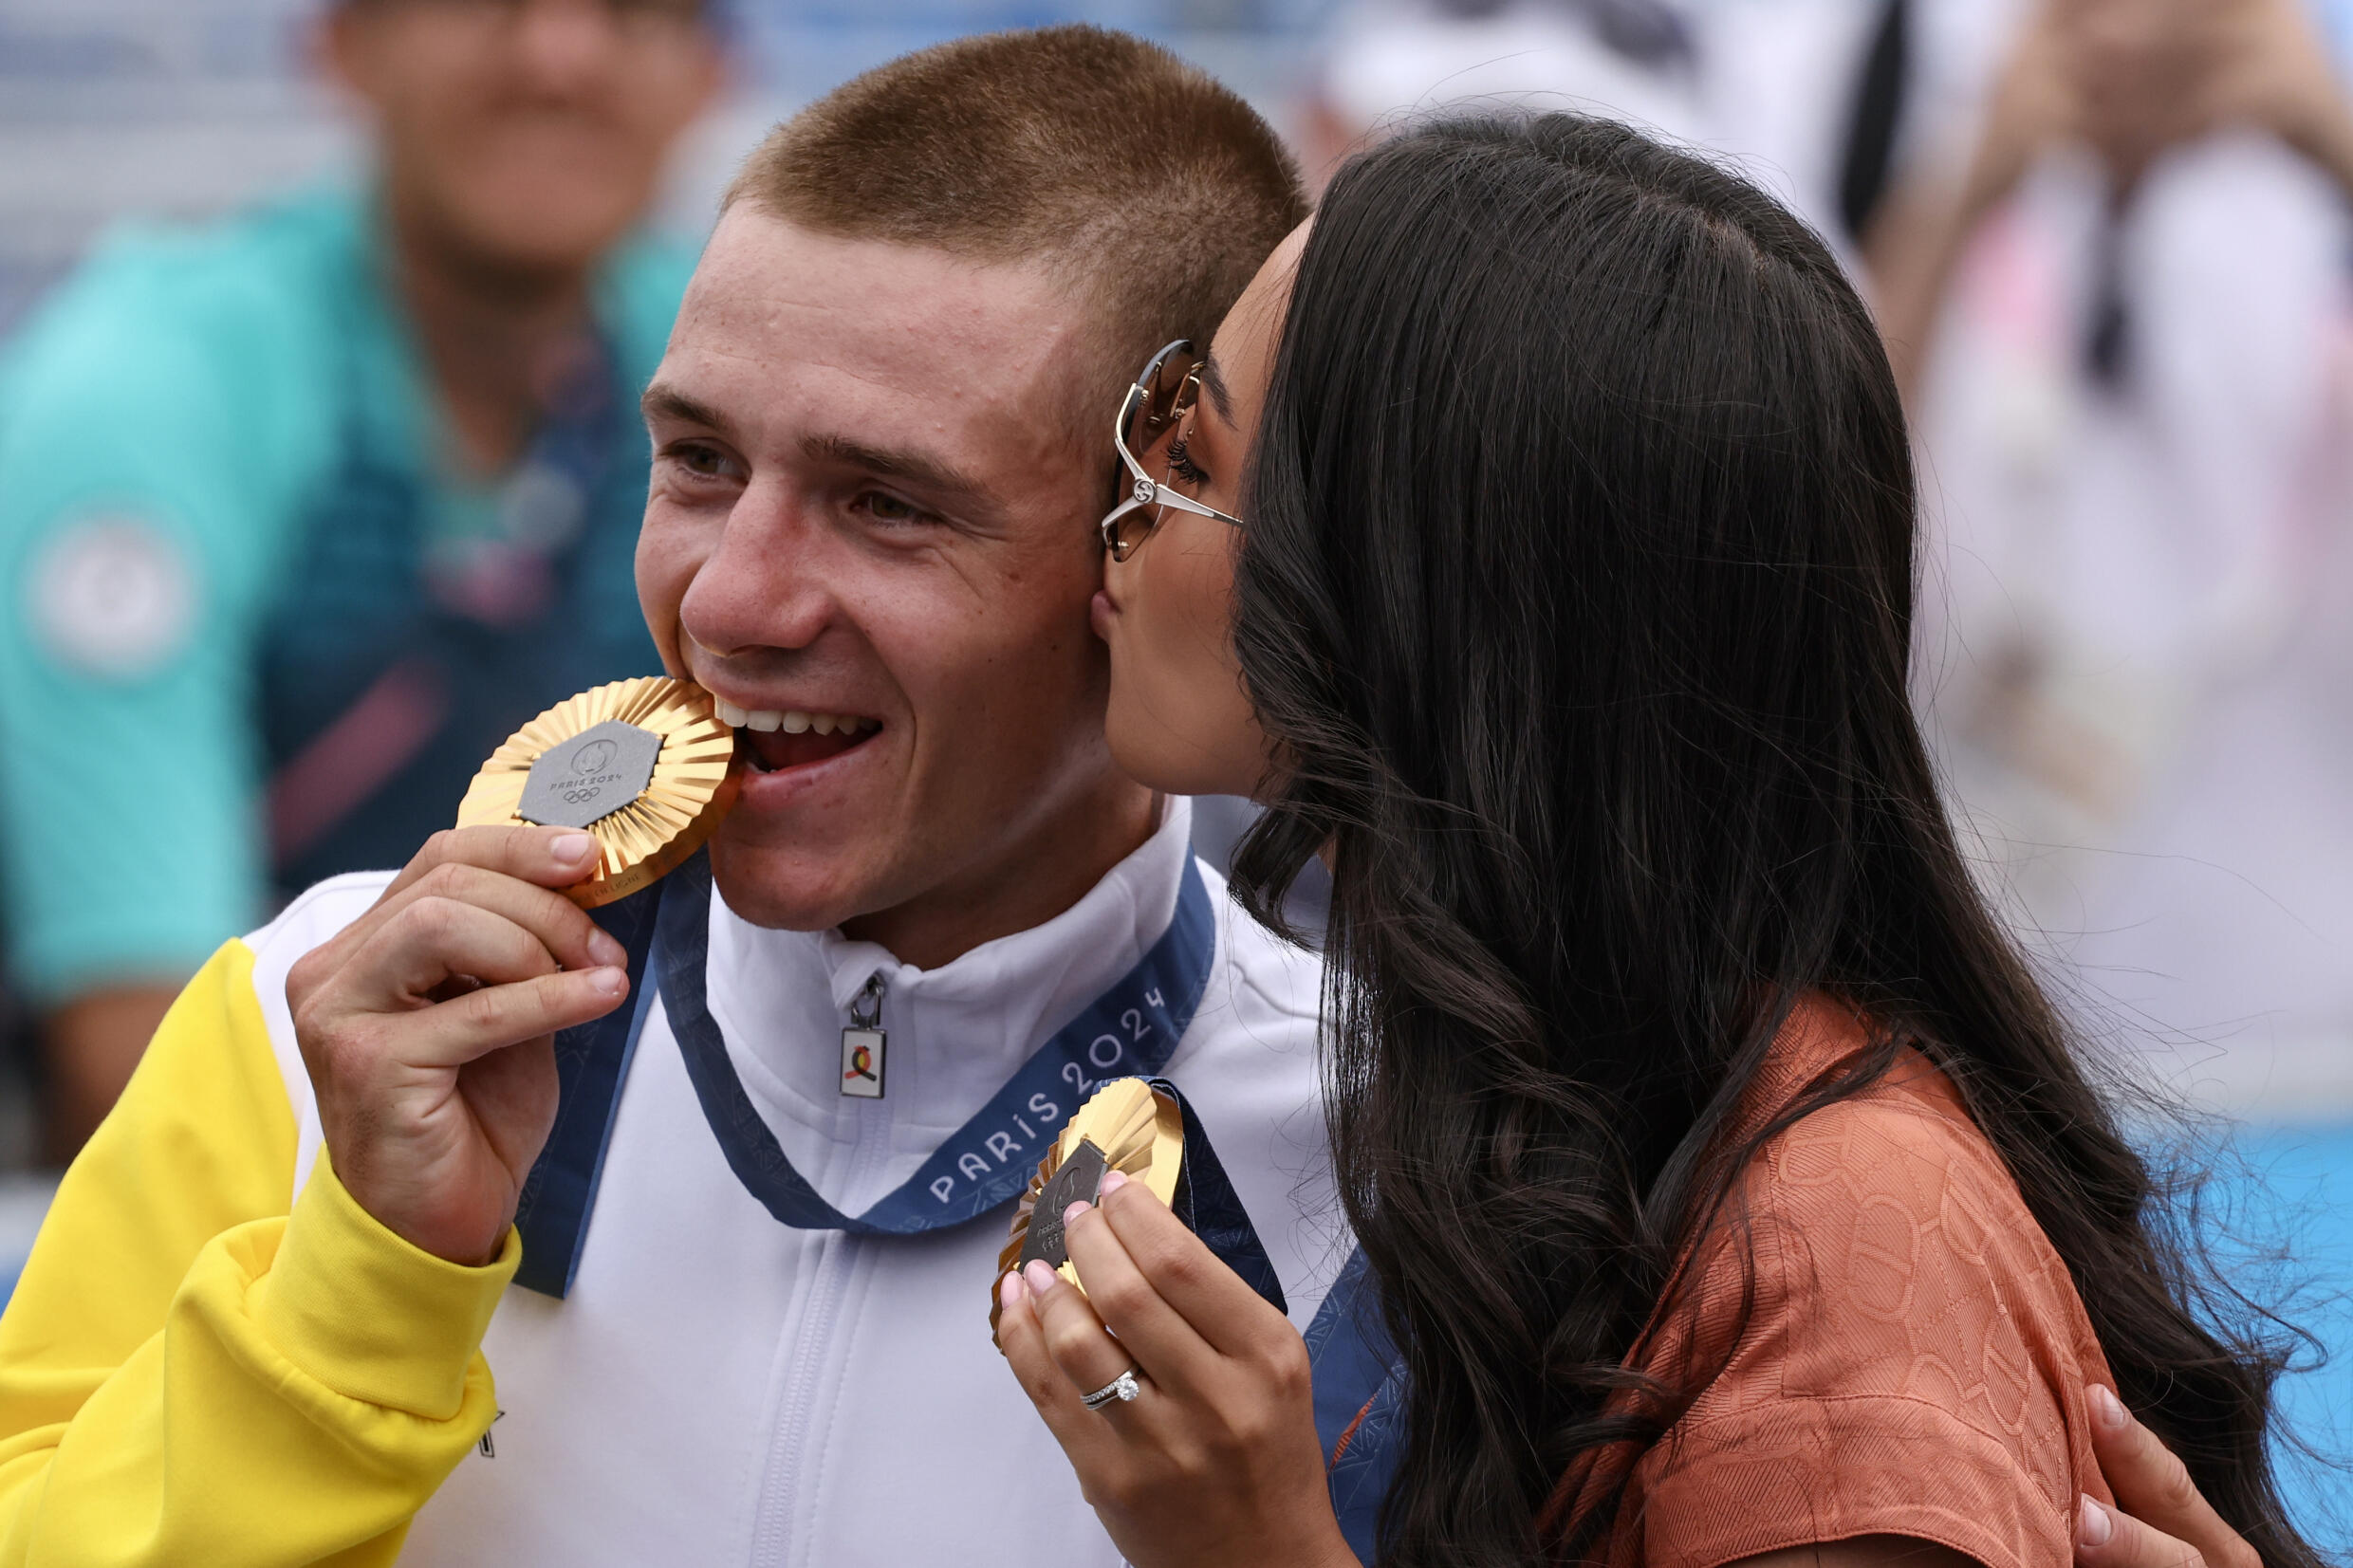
[855,490,931,526]
[664,442,741,483]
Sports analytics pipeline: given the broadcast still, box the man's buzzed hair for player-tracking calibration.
[729,25,1306,438]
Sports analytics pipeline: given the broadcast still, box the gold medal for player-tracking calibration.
[991,1077,1183,1342]
[457,675,741,908]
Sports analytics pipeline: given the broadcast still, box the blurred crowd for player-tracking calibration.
[1310,0,2353,1116]
[0,0,2347,1167]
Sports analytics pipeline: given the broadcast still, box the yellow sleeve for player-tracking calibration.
[0,938,520,1566]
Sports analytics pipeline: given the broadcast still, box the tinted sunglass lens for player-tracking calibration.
[1140,355,1195,440]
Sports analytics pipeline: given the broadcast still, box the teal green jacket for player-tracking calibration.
[0,188,695,1004]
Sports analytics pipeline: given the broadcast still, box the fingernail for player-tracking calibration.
[589,931,627,969]
[590,967,628,997]
[2087,1383,2128,1432]
[1023,1260,1058,1297]
[999,1271,1023,1312]
[552,832,595,865]
[1063,1200,1090,1228]
[1099,1170,1129,1195]
[2077,1496,2113,1549]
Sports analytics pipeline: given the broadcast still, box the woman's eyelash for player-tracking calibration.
[1167,434,1209,486]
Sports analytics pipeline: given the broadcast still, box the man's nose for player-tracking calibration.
[676,494,834,657]
[507,0,627,97]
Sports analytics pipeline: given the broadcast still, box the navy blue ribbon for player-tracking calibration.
[510,884,665,1298]
[1149,1077,1287,1317]
[659,846,1219,1233]
[1307,1247,1409,1562]
[510,847,1264,1300]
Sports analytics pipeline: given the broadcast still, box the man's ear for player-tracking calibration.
[309,4,386,112]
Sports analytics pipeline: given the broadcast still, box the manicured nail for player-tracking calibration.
[1099,1170,1129,1195]
[2087,1383,2128,1432]
[1023,1260,1058,1297]
[589,967,628,997]
[2076,1497,2113,1549]
[589,931,628,968]
[999,1271,1023,1312]
[552,832,595,865]
[1063,1200,1091,1228]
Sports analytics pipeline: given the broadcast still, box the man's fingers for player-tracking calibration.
[383,825,602,901]
[401,966,630,1069]
[355,895,570,1006]
[2086,1386,2259,1568]
[330,897,630,1068]
[321,828,613,980]
[2077,1496,2205,1568]
[372,859,623,975]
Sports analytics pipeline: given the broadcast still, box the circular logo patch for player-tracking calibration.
[27,516,198,681]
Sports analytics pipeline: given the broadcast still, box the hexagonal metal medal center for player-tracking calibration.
[517,719,662,830]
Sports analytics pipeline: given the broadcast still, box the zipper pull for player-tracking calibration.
[840,971,887,1099]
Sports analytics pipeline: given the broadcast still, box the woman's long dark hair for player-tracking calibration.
[1229,115,2321,1568]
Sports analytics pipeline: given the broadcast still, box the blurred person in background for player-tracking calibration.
[1296,0,1707,184]
[1289,0,1907,230]
[0,0,722,1159]
[1854,0,2353,1100]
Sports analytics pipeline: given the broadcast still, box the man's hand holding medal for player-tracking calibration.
[283,823,630,1267]
[285,677,735,1267]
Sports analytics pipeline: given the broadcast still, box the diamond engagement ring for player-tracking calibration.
[1081,1368,1142,1412]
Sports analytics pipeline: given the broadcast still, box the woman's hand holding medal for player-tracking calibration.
[994,1170,1361,1568]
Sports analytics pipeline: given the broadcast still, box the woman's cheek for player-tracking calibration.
[1172,521,1268,791]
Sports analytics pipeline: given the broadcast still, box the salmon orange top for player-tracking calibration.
[1571,994,2119,1568]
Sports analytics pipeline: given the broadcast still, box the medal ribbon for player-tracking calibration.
[657,847,1214,1233]
[512,846,1227,1290]
[1149,1077,1288,1315]
[510,882,666,1298]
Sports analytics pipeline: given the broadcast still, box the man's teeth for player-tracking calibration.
[711,697,874,737]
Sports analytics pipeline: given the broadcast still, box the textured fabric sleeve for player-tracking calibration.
[0,938,518,1565]
[1636,1394,2080,1568]
[0,244,305,1004]
[1623,1077,2114,1568]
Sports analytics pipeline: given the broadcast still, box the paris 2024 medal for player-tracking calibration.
[991,1077,1183,1344]
[456,675,742,907]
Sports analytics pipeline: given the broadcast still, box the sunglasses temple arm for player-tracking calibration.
[1152,489,1245,528]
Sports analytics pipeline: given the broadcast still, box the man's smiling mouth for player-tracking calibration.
[713,697,881,773]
